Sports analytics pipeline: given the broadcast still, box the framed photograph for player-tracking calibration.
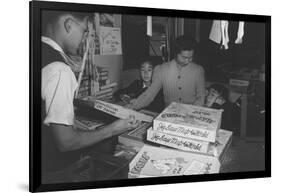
[30,0,271,192]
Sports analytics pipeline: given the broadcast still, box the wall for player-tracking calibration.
[95,14,123,91]
[120,68,140,88]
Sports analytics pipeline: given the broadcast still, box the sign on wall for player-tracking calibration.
[99,26,122,55]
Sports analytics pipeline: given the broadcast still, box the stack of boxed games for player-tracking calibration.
[147,102,223,151]
[128,144,221,178]
[153,103,222,140]
[147,102,232,162]
[147,102,233,161]
[128,102,233,178]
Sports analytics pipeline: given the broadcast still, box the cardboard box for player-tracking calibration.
[118,122,152,150]
[147,127,210,153]
[128,145,220,178]
[153,102,223,142]
[158,129,233,163]
[94,100,153,122]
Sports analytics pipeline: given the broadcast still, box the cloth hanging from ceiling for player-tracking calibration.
[209,20,245,50]
[235,21,245,44]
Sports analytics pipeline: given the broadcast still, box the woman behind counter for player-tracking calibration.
[114,61,165,112]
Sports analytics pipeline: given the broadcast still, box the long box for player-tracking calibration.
[128,145,220,178]
[158,129,233,163]
[147,127,210,153]
[153,102,223,142]
[94,100,153,122]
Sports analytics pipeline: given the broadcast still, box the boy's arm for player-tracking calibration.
[50,124,111,152]
[50,117,139,152]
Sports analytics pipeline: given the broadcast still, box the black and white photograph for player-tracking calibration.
[29,0,270,192]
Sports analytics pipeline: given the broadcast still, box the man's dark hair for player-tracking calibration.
[41,10,89,34]
[172,35,198,56]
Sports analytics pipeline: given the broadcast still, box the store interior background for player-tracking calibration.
[116,15,265,141]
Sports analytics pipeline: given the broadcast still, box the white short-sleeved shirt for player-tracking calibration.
[41,37,78,126]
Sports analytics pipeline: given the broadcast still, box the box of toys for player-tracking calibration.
[153,102,223,142]
[128,145,220,178]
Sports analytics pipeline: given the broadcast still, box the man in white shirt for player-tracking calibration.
[41,11,139,171]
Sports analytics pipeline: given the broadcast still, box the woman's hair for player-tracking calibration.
[171,35,198,56]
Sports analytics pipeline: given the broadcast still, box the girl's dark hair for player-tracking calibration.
[140,61,153,69]
[139,56,164,69]
[209,83,229,100]
[172,35,198,56]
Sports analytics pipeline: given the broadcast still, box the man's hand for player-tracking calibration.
[109,115,140,136]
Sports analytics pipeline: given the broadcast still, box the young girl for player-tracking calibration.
[115,61,165,112]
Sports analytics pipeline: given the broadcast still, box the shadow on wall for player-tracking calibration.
[120,68,140,89]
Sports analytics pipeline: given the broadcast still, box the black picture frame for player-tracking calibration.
[30,0,271,192]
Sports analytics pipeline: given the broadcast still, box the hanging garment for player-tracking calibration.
[235,21,245,44]
[209,20,229,49]
[209,20,245,49]
[209,20,222,44]
[221,20,229,49]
